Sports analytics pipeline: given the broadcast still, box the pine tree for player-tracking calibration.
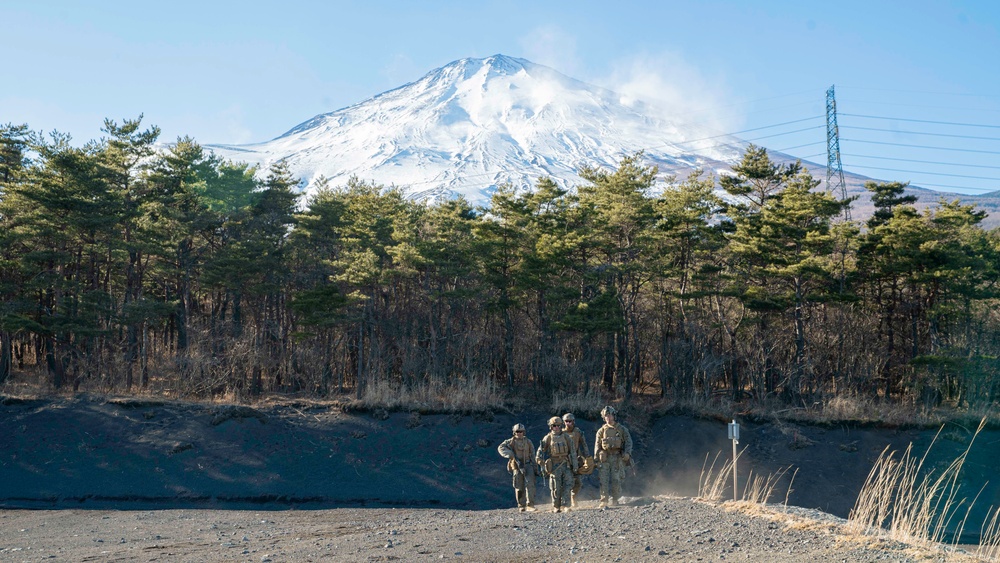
[0,124,33,383]
[474,183,527,388]
[578,152,658,397]
[98,116,161,389]
[144,137,217,360]
[653,170,727,398]
[856,181,923,399]
[724,147,849,402]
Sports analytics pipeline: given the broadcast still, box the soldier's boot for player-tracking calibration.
[525,504,537,512]
[518,505,526,512]
[611,497,619,506]
[598,497,608,509]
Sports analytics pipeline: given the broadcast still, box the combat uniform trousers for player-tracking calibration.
[598,453,625,505]
[549,461,574,510]
[513,464,537,510]
[571,473,583,507]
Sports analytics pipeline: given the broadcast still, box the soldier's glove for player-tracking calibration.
[622,453,631,465]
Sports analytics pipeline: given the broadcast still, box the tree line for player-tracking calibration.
[1,118,998,408]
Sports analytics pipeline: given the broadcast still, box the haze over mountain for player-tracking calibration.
[206,54,999,225]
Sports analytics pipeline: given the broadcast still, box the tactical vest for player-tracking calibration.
[600,425,623,453]
[511,437,532,462]
[548,433,571,462]
[566,428,584,452]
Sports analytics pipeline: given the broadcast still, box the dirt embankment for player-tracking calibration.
[3,396,997,515]
[1,395,996,560]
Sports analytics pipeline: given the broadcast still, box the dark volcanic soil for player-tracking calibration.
[0,395,996,561]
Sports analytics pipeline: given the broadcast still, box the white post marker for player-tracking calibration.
[728,420,740,500]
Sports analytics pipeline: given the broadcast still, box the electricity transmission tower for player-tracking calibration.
[826,85,850,220]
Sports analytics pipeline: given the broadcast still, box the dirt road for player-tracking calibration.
[0,497,974,562]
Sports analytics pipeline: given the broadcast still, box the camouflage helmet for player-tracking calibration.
[601,405,617,417]
[512,423,526,434]
[547,416,564,427]
[562,412,575,423]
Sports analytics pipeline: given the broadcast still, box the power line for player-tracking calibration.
[742,125,826,143]
[840,125,1000,142]
[375,96,1000,198]
[841,138,1000,156]
[841,153,1000,171]
[649,116,824,149]
[776,141,826,152]
[837,86,1000,99]
[662,90,820,124]
[834,99,1000,115]
[438,147,998,196]
[895,182,998,194]
[840,113,1000,130]
[839,164,1000,182]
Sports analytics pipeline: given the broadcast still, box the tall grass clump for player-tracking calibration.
[819,394,945,427]
[550,387,606,419]
[741,466,797,505]
[697,448,796,508]
[848,418,987,546]
[978,506,1000,561]
[356,375,504,413]
[698,451,737,501]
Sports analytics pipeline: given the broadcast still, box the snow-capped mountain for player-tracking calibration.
[203,53,1000,228]
[205,54,756,205]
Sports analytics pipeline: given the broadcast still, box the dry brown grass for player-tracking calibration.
[834,533,983,562]
[819,394,958,427]
[725,500,985,562]
[354,374,505,413]
[697,447,795,508]
[549,387,606,419]
[743,465,797,504]
[697,450,736,501]
[847,418,988,549]
[649,393,736,422]
[716,497,986,563]
[702,392,1000,431]
[976,506,1000,561]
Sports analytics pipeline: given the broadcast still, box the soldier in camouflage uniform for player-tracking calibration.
[536,416,578,513]
[593,405,633,508]
[498,423,538,512]
[561,412,590,508]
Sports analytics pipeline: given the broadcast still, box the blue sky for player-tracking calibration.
[4,0,999,194]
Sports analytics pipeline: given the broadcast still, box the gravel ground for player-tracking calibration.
[0,496,978,562]
[2,395,995,561]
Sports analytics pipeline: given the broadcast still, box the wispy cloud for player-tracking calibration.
[599,52,740,143]
[512,36,741,149]
[208,104,254,144]
[382,53,421,87]
[517,25,582,77]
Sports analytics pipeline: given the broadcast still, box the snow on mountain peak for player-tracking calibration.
[205,54,747,205]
